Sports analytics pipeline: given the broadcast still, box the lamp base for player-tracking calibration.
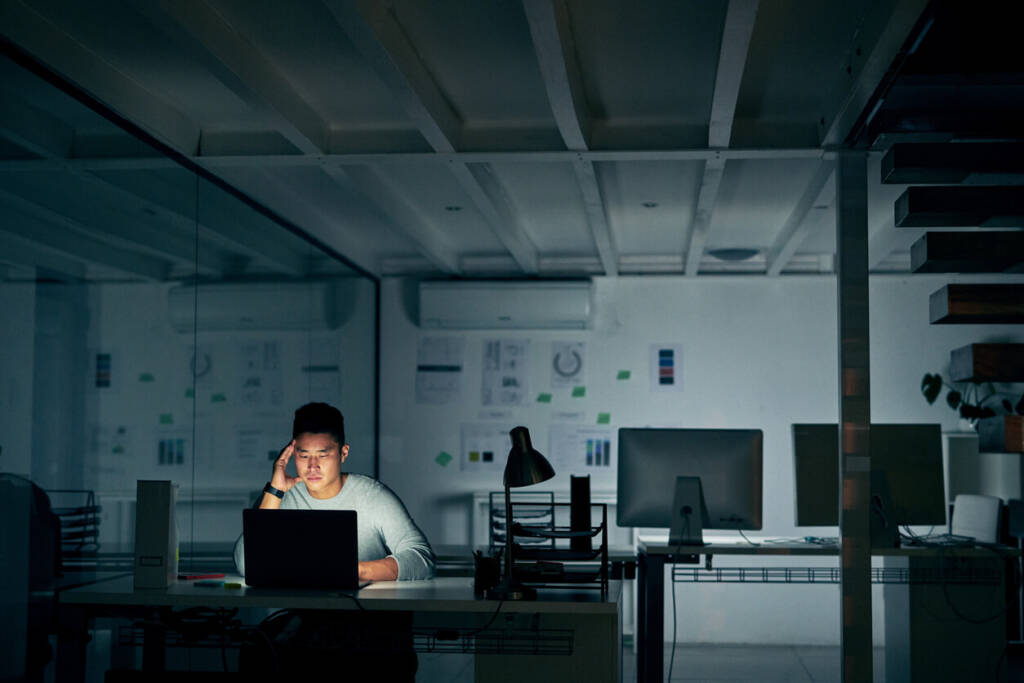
[485,581,536,601]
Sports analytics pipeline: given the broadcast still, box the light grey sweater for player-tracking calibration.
[234,474,435,581]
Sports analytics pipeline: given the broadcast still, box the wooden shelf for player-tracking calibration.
[950,343,1024,382]
[978,416,1024,453]
[881,142,1024,184]
[930,284,1024,324]
[895,186,1024,227]
[910,232,1024,273]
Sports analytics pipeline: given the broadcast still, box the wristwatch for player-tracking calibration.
[263,482,285,499]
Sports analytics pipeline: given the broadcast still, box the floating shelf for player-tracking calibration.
[895,186,1024,227]
[950,343,1024,382]
[929,284,1024,324]
[910,232,1024,273]
[881,142,1024,184]
[978,416,1024,454]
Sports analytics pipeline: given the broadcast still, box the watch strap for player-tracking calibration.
[263,482,285,499]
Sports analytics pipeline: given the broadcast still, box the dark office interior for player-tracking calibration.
[2,1,1024,681]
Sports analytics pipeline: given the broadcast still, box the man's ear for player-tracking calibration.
[340,444,350,463]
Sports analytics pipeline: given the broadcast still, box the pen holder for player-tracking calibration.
[473,550,500,595]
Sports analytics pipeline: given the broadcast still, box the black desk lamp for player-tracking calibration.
[486,426,555,600]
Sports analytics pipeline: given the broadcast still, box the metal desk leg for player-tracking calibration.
[56,605,88,683]
[637,552,664,683]
[142,609,165,672]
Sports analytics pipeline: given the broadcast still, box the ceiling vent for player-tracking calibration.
[419,281,592,330]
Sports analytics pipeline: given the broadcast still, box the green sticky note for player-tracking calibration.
[597,412,611,425]
[571,386,586,398]
[184,387,194,398]
[435,451,453,467]
[537,393,552,403]
[616,370,631,380]
[138,372,155,383]
[159,413,173,425]
[469,451,480,462]
[211,393,227,403]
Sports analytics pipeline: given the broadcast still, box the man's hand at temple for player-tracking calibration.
[260,440,300,509]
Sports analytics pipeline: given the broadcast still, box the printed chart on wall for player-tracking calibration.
[548,424,616,476]
[481,339,529,406]
[460,423,512,472]
[239,340,283,408]
[416,336,465,404]
[302,335,342,403]
[650,343,683,392]
[551,341,585,388]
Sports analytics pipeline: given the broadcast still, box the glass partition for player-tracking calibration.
[0,48,378,576]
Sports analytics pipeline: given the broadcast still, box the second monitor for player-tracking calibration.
[792,423,946,528]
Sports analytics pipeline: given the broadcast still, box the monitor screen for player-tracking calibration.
[793,423,946,527]
[616,428,763,530]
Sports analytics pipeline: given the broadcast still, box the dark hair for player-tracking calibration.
[292,402,345,444]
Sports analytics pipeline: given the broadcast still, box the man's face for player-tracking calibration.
[293,432,349,499]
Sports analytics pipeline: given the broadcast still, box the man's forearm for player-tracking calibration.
[259,492,283,509]
[358,556,399,582]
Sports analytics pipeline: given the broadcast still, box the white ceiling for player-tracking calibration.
[0,0,1011,283]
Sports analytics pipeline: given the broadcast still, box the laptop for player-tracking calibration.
[242,509,363,590]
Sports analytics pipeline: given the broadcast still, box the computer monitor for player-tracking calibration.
[792,423,946,527]
[616,428,763,538]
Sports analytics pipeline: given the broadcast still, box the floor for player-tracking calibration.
[415,643,1024,682]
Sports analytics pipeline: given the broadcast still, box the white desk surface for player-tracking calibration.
[638,540,1017,558]
[59,575,621,615]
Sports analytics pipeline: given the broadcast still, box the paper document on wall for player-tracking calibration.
[481,339,529,406]
[649,343,683,392]
[303,335,342,403]
[239,340,283,407]
[416,336,465,404]
[460,423,512,472]
[548,424,616,473]
[551,341,585,388]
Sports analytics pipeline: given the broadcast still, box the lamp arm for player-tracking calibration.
[504,482,514,586]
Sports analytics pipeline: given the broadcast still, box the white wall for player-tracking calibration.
[379,274,1024,645]
[0,283,35,476]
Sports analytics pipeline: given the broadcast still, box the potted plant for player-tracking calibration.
[921,373,1024,450]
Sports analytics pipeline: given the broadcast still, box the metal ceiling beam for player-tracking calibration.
[765,160,835,276]
[325,0,539,274]
[0,147,831,172]
[819,0,930,147]
[0,0,201,155]
[134,0,328,155]
[683,0,759,276]
[321,164,458,274]
[0,232,85,280]
[523,0,618,276]
[0,197,170,280]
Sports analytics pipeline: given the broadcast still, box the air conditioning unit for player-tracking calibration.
[167,282,340,332]
[419,281,592,329]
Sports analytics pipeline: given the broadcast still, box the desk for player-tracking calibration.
[58,575,622,683]
[636,541,1012,683]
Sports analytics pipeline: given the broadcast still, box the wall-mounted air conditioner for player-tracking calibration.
[168,282,340,332]
[419,280,592,329]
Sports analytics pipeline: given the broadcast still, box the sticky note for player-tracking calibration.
[469,451,480,462]
[159,413,173,425]
[616,370,631,380]
[572,386,586,398]
[138,372,155,383]
[211,393,227,403]
[597,412,611,425]
[435,451,453,467]
[537,393,552,403]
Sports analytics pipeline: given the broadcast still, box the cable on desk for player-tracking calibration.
[737,530,760,546]
[460,599,505,638]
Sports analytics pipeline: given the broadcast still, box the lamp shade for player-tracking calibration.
[504,426,555,488]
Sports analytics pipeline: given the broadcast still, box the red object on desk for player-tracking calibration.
[177,573,226,581]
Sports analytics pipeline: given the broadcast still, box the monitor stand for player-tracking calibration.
[668,476,709,547]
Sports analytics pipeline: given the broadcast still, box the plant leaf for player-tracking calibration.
[1003,399,1013,413]
[921,374,942,404]
[980,406,997,419]
[946,390,962,410]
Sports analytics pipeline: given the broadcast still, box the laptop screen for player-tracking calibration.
[243,509,359,590]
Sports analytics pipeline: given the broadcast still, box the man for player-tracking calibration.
[234,401,434,581]
[235,402,431,679]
